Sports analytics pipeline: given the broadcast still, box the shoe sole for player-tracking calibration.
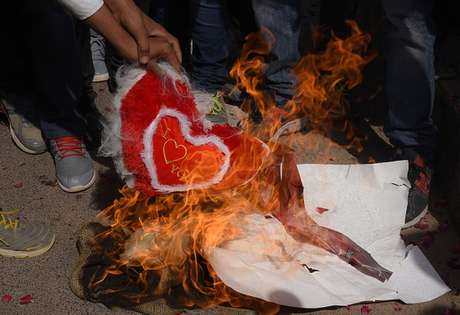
[92,73,109,83]
[57,170,97,193]
[0,234,56,258]
[402,205,429,229]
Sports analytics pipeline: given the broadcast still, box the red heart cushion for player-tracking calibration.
[118,71,269,195]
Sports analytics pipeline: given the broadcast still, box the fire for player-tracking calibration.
[291,21,372,133]
[86,21,374,314]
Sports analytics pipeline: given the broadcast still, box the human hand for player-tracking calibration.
[141,13,182,64]
[104,0,181,68]
[144,36,181,74]
[87,2,181,74]
[103,0,150,64]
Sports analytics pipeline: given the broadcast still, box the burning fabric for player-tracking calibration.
[72,23,448,314]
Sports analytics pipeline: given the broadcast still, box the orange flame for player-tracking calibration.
[87,21,373,314]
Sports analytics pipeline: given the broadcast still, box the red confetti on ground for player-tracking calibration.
[1,294,13,303]
[360,305,372,314]
[19,294,33,305]
[316,207,329,214]
[447,257,460,270]
[13,182,23,188]
[393,303,403,311]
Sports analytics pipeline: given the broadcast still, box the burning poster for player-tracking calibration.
[210,161,450,308]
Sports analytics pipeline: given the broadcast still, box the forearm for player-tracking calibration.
[86,5,137,62]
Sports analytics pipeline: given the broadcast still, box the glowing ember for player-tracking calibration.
[86,21,380,314]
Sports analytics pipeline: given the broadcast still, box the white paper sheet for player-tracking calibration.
[208,161,450,308]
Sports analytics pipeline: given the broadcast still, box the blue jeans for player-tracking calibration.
[252,0,301,106]
[190,0,301,105]
[382,0,436,162]
[190,0,229,92]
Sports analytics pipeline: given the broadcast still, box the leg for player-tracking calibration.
[382,0,436,228]
[190,0,230,92]
[26,1,95,192]
[23,1,86,139]
[0,1,46,154]
[251,0,301,106]
[89,28,108,83]
[382,0,436,163]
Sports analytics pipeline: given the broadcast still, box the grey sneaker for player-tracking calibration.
[90,30,109,83]
[1,99,46,154]
[49,136,96,193]
[0,209,55,258]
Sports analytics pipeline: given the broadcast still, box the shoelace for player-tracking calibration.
[53,136,85,159]
[0,209,20,246]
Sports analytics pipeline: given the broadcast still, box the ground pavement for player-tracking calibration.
[0,83,459,315]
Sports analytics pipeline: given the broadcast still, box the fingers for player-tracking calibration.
[162,44,181,71]
[130,19,150,64]
[146,61,164,77]
[86,4,139,64]
[105,0,150,65]
[142,14,182,63]
[103,0,182,70]
[168,36,182,64]
[120,10,150,64]
[145,37,181,75]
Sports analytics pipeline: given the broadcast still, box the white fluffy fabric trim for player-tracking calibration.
[142,108,231,193]
[99,65,146,187]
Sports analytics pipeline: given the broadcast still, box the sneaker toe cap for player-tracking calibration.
[58,169,95,192]
[22,138,47,153]
[56,157,95,192]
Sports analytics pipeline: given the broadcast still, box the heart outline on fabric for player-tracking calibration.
[163,139,188,165]
[142,107,231,193]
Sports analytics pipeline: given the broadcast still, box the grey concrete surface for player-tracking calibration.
[0,83,459,315]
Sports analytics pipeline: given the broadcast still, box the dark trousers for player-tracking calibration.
[252,0,302,106]
[190,0,230,92]
[0,0,85,139]
[382,0,436,162]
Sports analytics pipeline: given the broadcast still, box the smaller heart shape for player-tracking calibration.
[163,139,188,165]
